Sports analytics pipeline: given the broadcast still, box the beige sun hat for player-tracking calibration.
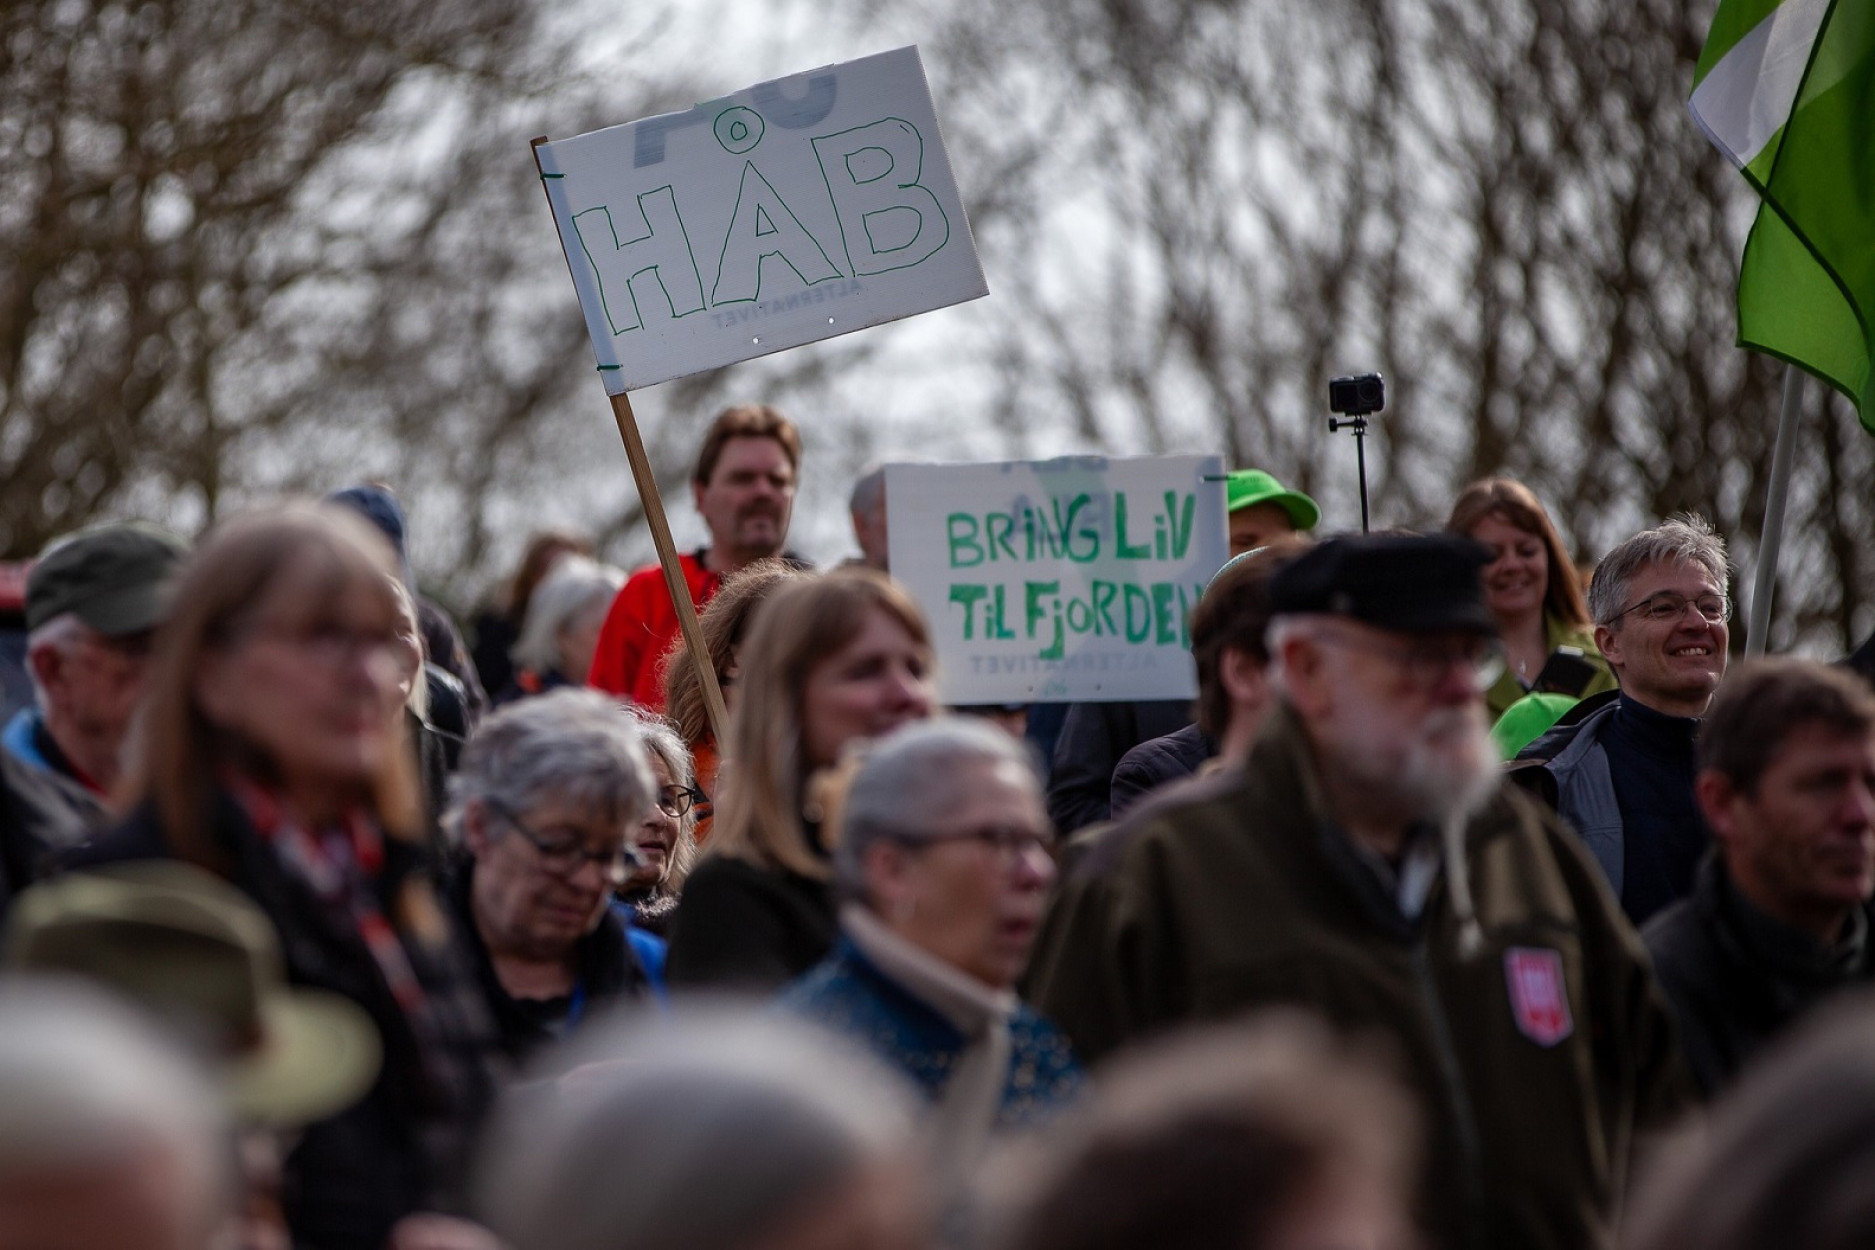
[3,861,382,1128]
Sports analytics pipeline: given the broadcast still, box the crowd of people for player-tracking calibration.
[2,399,1874,1250]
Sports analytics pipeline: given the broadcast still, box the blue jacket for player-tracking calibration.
[781,937,1082,1127]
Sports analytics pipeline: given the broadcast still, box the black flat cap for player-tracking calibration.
[27,523,189,635]
[1269,534,1498,636]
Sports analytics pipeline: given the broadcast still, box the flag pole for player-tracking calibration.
[1745,364,1805,659]
[530,136,731,747]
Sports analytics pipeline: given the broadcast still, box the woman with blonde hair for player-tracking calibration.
[1447,477,1615,719]
[62,501,495,1250]
[665,568,937,989]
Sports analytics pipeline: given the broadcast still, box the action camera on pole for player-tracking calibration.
[1327,373,1384,533]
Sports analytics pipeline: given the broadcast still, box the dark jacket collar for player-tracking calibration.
[442,863,641,1061]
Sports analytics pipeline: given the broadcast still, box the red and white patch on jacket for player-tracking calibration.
[1504,947,1573,1046]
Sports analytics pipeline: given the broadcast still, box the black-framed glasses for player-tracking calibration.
[485,797,640,885]
[900,824,1058,862]
[1613,590,1728,626]
[656,785,705,819]
[1317,626,1507,690]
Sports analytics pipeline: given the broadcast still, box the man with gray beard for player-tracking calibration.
[1027,534,1689,1250]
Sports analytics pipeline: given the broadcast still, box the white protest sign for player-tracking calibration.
[887,456,1229,704]
[536,46,987,393]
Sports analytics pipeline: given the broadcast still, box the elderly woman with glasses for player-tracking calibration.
[613,710,702,940]
[442,688,659,1061]
[781,718,1082,1177]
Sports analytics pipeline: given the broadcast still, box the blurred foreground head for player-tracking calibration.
[478,1005,933,1250]
[996,1014,1420,1250]
[0,978,231,1250]
[1624,995,1875,1250]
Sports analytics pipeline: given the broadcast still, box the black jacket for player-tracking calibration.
[1046,699,1192,834]
[1110,723,1217,819]
[665,855,836,990]
[1643,856,1875,1098]
[61,793,499,1250]
[0,750,98,926]
[444,864,649,1062]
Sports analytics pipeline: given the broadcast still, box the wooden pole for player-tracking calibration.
[606,387,731,748]
[530,136,731,749]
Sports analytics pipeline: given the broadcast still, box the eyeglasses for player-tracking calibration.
[1613,591,1729,626]
[656,785,705,819]
[241,620,416,668]
[901,824,1058,862]
[485,797,640,885]
[1317,626,1507,690]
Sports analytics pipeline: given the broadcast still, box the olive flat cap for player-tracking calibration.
[27,522,189,634]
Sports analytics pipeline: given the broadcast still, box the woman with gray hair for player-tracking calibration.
[612,709,701,940]
[499,555,625,702]
[442,688,658,1061]
[477,1006,933,1250]
[780,717,1082,1179]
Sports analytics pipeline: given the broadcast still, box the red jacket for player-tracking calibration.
[588,551,720,710]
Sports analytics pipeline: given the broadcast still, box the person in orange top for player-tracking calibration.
[588,404,805,710]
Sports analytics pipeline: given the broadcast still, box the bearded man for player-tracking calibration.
[1027,534,1689,1250]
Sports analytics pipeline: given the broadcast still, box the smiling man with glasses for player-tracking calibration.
[1514,515,1733,926]
[1029,533,1688,1250]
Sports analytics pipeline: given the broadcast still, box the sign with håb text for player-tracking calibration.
[887,456,1228,704]
[536,46,987,393]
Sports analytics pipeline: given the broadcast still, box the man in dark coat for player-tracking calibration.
[1108,536,1310,818]
[1029,535,1689,1250]
[1643,658,1875,1097]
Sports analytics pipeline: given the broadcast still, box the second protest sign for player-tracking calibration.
[888,455,1229,705]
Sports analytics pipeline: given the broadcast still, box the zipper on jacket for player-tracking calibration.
[1412,940,1488,1250]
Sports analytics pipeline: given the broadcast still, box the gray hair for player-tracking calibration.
[511,555,626,676]
[0,977,230,1218]
[622,707,700,888]
[24,612,90,711]
[832,717,1043,902]
[1586,514,1731,626]
[443,688,655,850]
[477,1005,922,1250]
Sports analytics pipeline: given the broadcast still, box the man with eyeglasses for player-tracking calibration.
[3,523,187,820]
[1514,515,1732,926]
[1029,533,1687,1250]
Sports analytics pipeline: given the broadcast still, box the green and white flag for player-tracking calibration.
[1690,0,1873,428]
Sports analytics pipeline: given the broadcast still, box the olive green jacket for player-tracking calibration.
[1026,707,1690,1250]
[1485,615,1617,720]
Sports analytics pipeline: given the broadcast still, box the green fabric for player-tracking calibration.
[1482,615,1616,720]
[1493,693,1581,760]
[1026,706,1692,1250]
[1696,0,1875,426]
[1224,469,1320,530]
[1693,0,1794,85]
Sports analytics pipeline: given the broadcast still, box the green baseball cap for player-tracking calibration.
[1491,692,1580,760]
[1226,470,1320,531]
[26,522,189,635]
[4,862,382,1128]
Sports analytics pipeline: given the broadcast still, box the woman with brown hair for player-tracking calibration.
[61,501,496,1250]
[664,568,937,990]
[661,557,808,844]
[1447,477,1615,719]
